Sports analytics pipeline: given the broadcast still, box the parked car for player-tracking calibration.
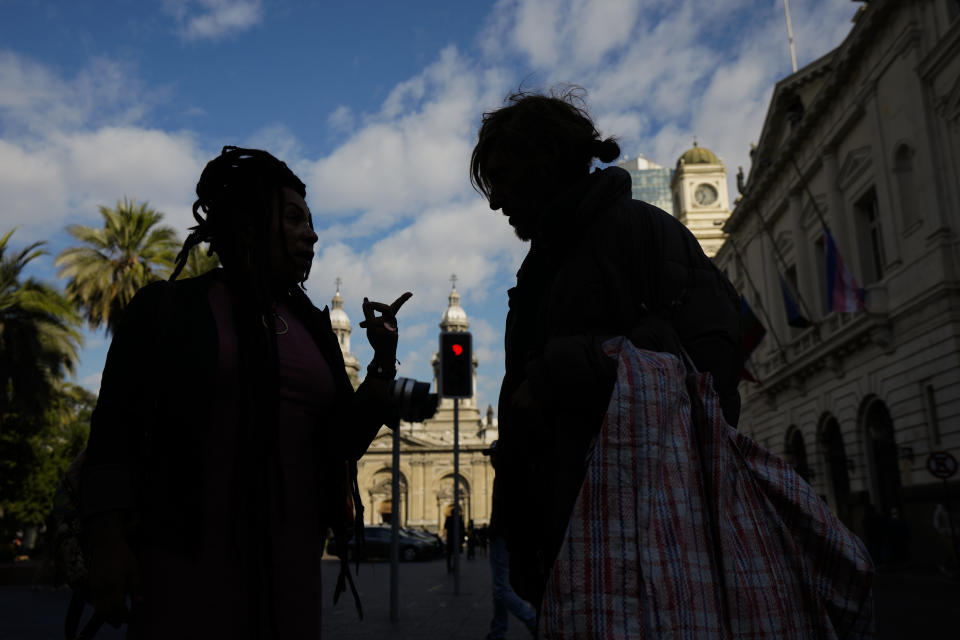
[326,525,440,561]
[401,527,444,555]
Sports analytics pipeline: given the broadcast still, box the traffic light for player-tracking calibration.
[439,331,472,398]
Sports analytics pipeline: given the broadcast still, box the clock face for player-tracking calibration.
[694,183,718,206]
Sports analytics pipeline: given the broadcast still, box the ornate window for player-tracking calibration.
[860,397,901,514]
[893,144,918,230]
[855,189,886,284]
[785,426,811,481]
[819,416,852,523]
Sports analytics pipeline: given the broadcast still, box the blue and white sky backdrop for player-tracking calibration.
[3,0,857,412]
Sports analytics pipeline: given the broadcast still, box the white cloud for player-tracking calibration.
[245,123,304,166]
[304,46,509,228]
[80,370,103,394]
[0,126,204,240]
[327,105,355,134]
[308,198,522,314]
[0,52,206,241]
[0,53,153,135]
[163,0,263,41]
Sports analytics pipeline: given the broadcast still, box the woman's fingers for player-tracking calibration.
[389,291,413,315]
[359,293,413,328]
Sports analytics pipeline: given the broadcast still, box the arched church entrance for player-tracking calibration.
[819,415,852,524]
[369,468,408,526]
[862,397,901,514]
[436,473,470,531]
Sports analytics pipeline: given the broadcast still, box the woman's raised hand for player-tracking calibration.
[359,292,413,357]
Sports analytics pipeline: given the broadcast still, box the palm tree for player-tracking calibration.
[176,243,220,279]
[56,198,179,335]
[0,229,82,422]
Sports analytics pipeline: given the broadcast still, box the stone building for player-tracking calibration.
[716,0,960,564]
[617,154,675,216]
[671,142,733,258]
[330,282,497,532]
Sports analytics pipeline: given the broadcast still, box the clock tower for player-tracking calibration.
[669,141,731,258]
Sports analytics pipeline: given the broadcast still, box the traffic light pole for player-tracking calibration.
[438,330,470,596]
[390,422,400,621]
[453,397,461,595]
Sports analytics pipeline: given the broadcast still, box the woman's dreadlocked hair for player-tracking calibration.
[470,85,620,200]
[169,145,309,292]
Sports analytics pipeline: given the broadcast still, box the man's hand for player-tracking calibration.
[359,292,413,358]
[85,512,142,627]
[510,379,537,413]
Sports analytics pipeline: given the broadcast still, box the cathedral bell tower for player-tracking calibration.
[670,141,731,258]
[328,278,361,388]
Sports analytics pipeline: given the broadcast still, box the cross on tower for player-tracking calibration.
[450,274,458,290]
[335,276,342,293]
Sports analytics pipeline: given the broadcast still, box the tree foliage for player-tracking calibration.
[56,198,179,335]
[178,243,220,280]
[0,383,96,527]
[0,229,82,419]
[0,230,87,531]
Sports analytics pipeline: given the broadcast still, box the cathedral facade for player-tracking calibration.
[328,283,498,533]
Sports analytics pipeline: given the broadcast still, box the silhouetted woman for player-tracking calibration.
[81,147,410,639]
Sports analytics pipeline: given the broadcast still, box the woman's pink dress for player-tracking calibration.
[132,281,336,639]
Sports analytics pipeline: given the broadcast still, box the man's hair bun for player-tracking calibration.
[592,138,621,163]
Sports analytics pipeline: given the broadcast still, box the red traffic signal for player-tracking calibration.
[439,332,472,398]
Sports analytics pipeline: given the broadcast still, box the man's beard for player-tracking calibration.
[507,210,539,242]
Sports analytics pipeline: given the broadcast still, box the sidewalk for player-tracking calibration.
[321,555,532,639]
[5,557,957,638]
[0,555,533,640]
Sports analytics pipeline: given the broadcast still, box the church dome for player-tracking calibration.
[440,282,470,332]
[677,141,721,167]
[329,284,351,332]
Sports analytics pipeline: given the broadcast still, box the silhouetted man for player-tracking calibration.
[470,88,742,609]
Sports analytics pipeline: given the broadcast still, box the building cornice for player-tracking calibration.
[917,8,960,81]
[726,0,899,235]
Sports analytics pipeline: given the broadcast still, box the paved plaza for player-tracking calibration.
[0,554,532,640]
[2,556,960,639]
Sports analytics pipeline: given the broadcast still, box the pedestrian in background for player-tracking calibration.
[467,519,477,560]
[443,510,464,574]
[934,503,957,577]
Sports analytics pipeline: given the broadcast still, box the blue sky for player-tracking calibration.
[2,0,857,412]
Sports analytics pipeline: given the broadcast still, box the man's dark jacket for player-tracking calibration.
[80,269,391,552]
[494,166,742,606]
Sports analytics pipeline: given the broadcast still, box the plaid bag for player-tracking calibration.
[541,338,874,639]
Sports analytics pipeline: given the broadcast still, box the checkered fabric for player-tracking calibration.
[541,338,874,639]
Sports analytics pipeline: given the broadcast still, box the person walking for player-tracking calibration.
[443,510,464,574]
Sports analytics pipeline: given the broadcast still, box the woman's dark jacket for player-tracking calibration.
[79,269,392,551]
[495,166,743,605]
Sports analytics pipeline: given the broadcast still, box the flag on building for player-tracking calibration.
[741,296,766,357]
[778,274,811,328]
[741,296,765,383]
[823,226,865,312]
